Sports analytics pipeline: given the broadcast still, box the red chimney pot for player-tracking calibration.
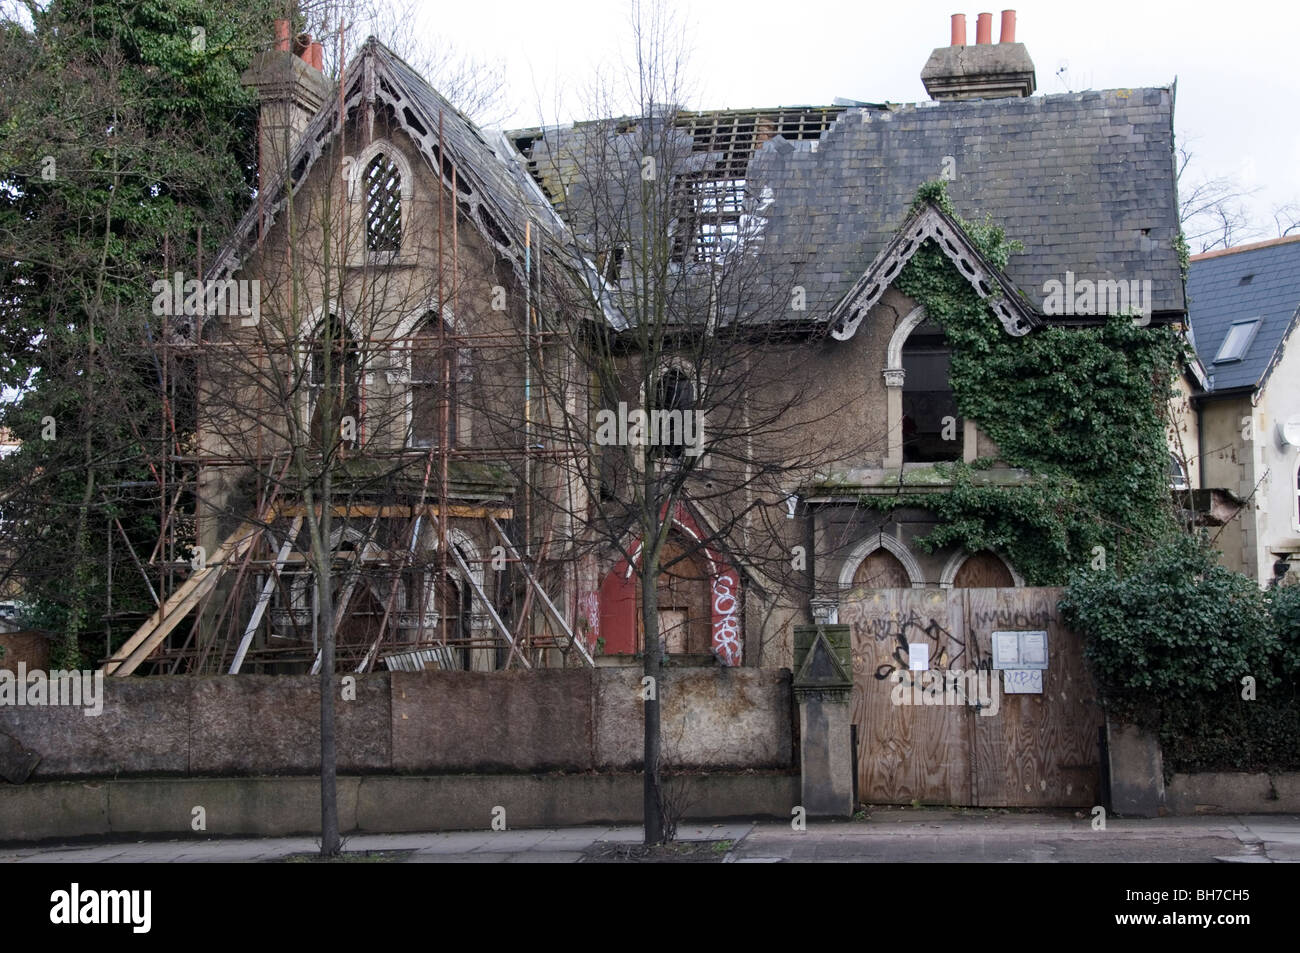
[1000,10,1016,43]
[976,12,993,44]
[950,13,967,47]
[309,41,324,72]
[273,19,290,53]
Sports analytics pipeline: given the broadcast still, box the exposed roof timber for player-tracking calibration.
[202,39,625,335]
[828,201,1038,341]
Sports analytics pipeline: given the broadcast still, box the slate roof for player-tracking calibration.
[207,39,626,329]
[511,88,1186,325]
[1187,236,1300,393]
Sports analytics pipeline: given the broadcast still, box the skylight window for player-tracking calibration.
[1213,319,1260,364]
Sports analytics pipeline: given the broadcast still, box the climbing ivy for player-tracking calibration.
[860,181,1184,584]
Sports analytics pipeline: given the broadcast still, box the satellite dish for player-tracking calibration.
[1277,415,1300,448]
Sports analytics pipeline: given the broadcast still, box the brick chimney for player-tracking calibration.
[241,19,332,184]
[921,10,1036,101]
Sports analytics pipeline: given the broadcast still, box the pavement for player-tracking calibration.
[0,809,1296,862]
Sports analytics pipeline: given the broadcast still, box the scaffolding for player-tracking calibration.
[100,218,594,677]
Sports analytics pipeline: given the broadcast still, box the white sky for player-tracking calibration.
[405,0,1300,240]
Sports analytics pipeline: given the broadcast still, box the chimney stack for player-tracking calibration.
[242,19,333,186]
[921,10,1036,100]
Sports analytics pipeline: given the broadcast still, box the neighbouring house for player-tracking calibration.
[1188,234,1300,586]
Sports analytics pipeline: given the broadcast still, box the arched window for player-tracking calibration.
[951,551,1015,588]
[363,152,402,253]
[853,549,911,589]
[409,311,457,448]
[1169,452,1189,491]
[306,313,360,450]
[901,321,961,463]
[650,366,696,461]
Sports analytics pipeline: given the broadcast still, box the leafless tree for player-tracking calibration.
[515,0,879,843]
[1176,141,1262,252]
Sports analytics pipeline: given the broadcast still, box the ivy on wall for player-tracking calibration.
[861,181,1184,584]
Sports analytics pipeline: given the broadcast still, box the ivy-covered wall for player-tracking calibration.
[862,182,1184,585]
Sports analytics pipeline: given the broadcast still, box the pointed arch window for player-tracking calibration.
[649,366,696,462]
[364,152,403,253]
[306,313,361,450]
[408,311,457,448]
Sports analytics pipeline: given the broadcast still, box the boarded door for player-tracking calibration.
[842,586,1102,808]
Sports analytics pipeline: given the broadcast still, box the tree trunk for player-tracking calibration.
[318,563,340,855]
[303,482,341,858]
[641,548,663,845]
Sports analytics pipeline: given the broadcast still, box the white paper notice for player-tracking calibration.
[909,643,929,671]
[992,632,1020,669]
[1021,632,1048,666]
[1003,669,1043,694]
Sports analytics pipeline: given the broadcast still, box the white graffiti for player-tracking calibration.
[711,571,742,666]
[579,591,600,649]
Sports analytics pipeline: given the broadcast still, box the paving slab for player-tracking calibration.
[1,812,1294,863]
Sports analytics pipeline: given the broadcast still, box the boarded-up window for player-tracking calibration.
[852,548,911,589]
[952,551,1014,588]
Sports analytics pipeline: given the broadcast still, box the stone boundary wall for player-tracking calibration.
[0,772,799,841]
[1106,719,1300,815]
[0,668,792,781]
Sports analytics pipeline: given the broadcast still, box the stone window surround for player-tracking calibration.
[883,304,978,468]
[346,139,416,267]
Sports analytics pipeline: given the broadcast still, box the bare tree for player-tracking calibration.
[516,0,878,844]
[1176,141,1262,252]
[1270,201,1300,239]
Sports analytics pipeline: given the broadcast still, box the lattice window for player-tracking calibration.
[671,174,746,264]
[364,153,402,252]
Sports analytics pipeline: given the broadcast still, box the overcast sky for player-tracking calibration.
[406,0,1299,244]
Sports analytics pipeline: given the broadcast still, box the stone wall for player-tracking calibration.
[0,668,792,781]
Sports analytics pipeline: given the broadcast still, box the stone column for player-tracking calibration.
[883,368,905,468]
[793,625,855,817]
